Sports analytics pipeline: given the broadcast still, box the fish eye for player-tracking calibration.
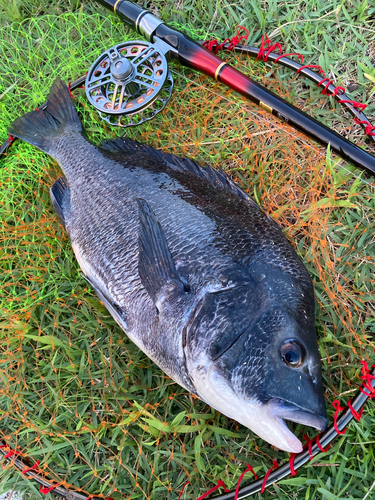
[279,340,305,368]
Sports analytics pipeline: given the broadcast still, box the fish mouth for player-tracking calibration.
[266,398,328,452]
[192,364,327,453]
[268,398,328,431]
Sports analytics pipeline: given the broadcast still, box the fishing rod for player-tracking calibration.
[88,0,375,177]
[2,2,374,173]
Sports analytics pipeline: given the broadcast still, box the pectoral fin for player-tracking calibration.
[137,198,188,309]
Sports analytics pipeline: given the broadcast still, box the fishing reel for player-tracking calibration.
[85,40,173,127]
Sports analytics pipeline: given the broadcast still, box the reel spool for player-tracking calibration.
[85,40,173,127]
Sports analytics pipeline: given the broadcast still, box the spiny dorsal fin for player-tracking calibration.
[137,198,189,310]
[100,137,260,210]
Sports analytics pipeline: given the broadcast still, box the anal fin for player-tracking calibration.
[50,176,70,229]
[137,198,189,310]
[81,273,128,331]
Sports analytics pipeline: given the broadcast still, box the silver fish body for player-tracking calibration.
[9,79,327,452]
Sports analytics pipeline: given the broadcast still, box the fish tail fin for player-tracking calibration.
[7,78,82,153]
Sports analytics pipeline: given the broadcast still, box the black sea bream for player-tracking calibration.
[9,79,327,453]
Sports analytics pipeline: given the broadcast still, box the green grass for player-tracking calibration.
[0,1,375,499]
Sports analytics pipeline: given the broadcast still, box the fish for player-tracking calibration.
[8,79,327,453]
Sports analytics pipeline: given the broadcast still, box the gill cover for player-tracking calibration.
[185,259,326,452]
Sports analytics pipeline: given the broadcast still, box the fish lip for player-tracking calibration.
[203,365,304,453]
[268,398,328,432]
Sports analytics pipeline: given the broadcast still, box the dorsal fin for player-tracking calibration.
[99,137,260,210]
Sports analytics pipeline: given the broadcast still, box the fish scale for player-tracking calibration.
[8,79,327,453]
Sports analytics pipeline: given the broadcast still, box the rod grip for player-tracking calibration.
[95,0,145,28]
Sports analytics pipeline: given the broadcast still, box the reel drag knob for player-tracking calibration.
[110,53,139,97]
[111,57,132,80]
[85,40,173,128]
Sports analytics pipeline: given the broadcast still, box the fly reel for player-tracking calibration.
[85,40,173,127]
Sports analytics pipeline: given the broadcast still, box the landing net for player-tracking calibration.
[0,13,374,500]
